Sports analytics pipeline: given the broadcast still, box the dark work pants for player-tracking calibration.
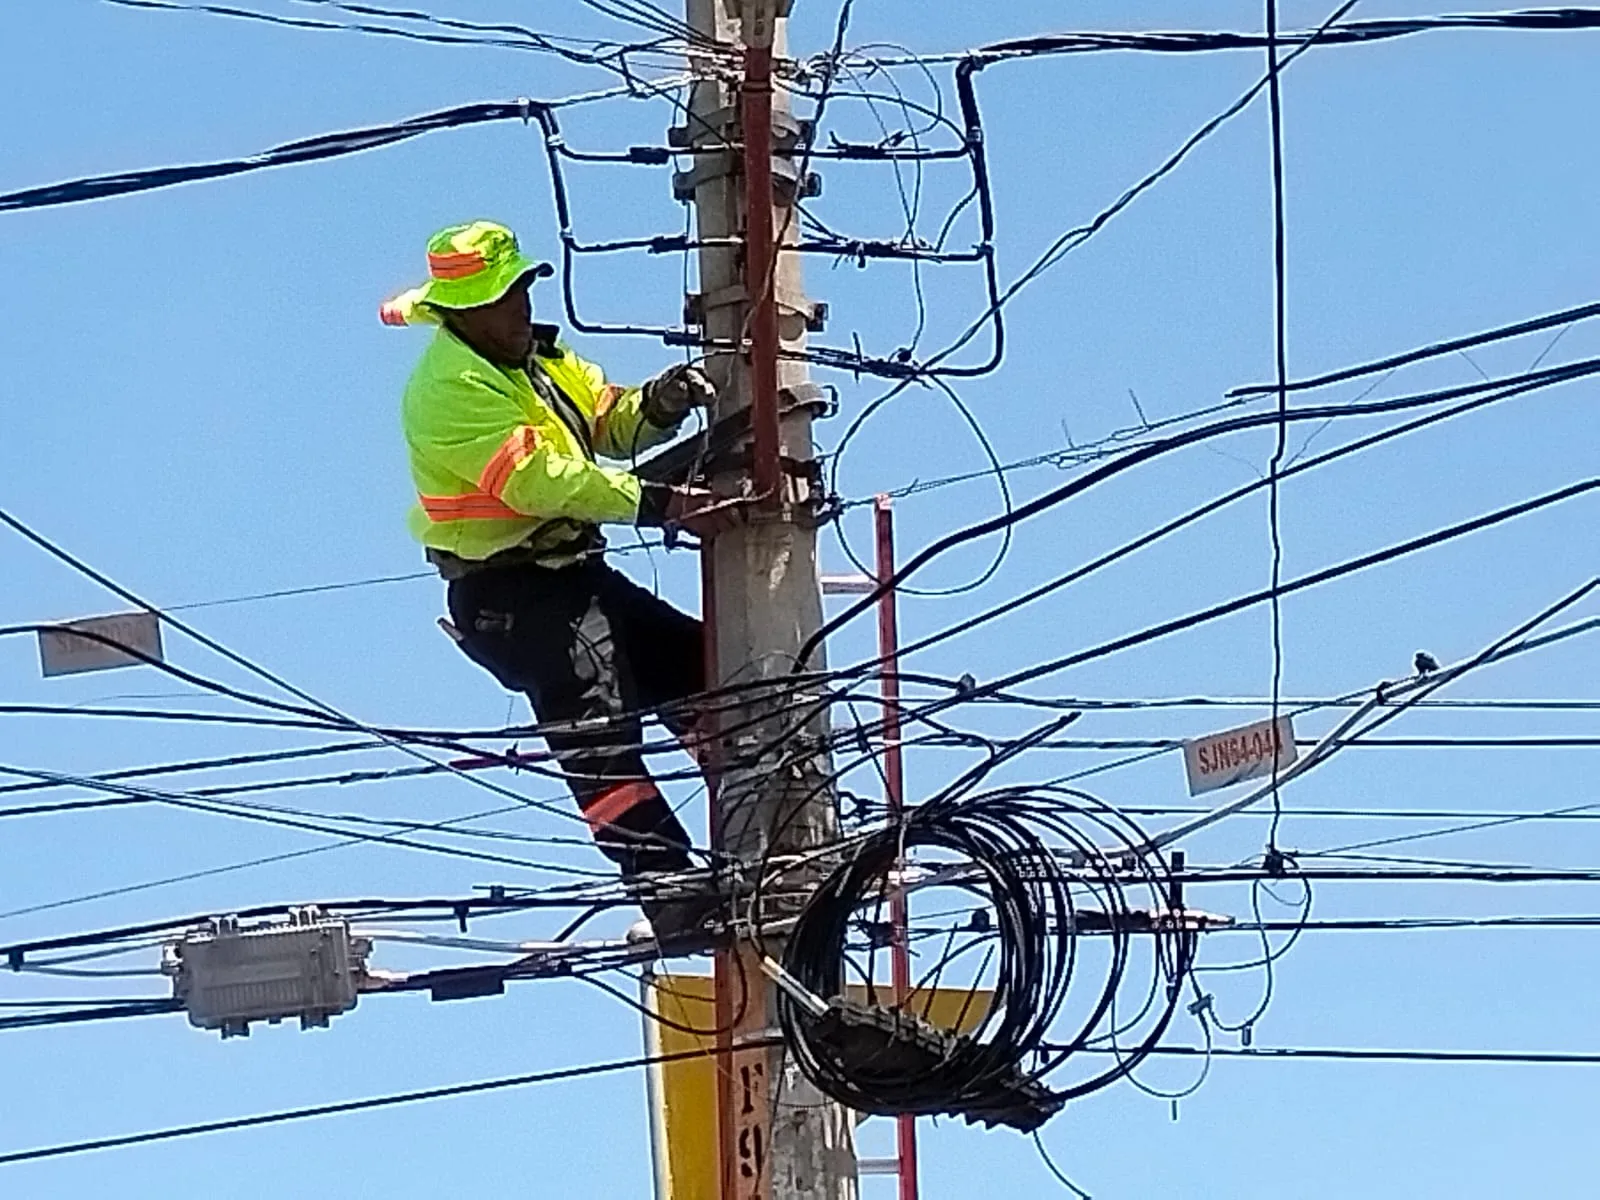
[447,559,704,878]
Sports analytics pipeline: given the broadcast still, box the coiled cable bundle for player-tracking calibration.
[775,777,1192,1130]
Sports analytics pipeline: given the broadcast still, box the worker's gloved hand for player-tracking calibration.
[642,363,716,428]
[665,485,741,541]
[636,483,742,540]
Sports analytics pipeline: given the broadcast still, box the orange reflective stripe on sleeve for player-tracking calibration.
[581,780,659,832]
[592,384,625,441]
[419,492,521,522]
[477,425,542,498]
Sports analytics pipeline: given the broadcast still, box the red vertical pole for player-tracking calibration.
[741,43,783,505]
[874,494,919,1200]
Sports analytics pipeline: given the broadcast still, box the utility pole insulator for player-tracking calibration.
[161,907,369,1038]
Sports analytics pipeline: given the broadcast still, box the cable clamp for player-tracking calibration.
[1262,846,1295,878]
[759,955,829,1017]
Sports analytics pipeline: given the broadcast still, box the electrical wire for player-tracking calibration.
[883,0,1358,388]
[1263,0,1295,852]
[928,482,1598,708]
[0,1000,182,1033]
[1128,1044,1600,1066]
[164,571,433,611]
[842,386,1561,672]
[808,360,1600,669]
[0,1041,779,1167]
[1229,296,1600,400]
[104,0,709,71]
[964,7,1600,63]
[0,512,728,863]
[0,91,635,214]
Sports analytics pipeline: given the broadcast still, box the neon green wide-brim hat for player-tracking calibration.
[379,220,552,327]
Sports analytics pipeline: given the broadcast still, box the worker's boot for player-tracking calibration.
[625,862,724,949]
[638,890,723,946]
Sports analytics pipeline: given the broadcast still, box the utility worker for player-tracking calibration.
[383,220,728,939]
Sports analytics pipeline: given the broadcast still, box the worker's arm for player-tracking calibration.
[576,352,714,462]
[413,368,675,525]
[555,350,674,462]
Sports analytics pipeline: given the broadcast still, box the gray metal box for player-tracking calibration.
[163,908,368,1038]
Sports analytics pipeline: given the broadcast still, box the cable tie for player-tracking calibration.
[1262,847,1294,878]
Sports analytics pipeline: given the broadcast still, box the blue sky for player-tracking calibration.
[3,1,1598,1196]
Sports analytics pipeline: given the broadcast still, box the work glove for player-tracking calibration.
[636,483,742,541]
[642,363,716,428]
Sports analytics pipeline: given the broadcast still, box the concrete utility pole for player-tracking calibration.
[678,1,857,1197]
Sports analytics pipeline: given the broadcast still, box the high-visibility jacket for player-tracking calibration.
[402,328,673,563]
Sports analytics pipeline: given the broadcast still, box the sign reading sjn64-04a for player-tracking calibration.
[37,612,164,678]
[1182,715,1296,796]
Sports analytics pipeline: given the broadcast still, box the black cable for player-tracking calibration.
[1212,915,1600,934]
[974,7,1600,61]
[1170,867,1600,884]
[105,0,712,83]
[164,571,433,611]
[777,778,1191,1119]
[0,893,634,962]
[0,511,752,860]
[1129,1044,1600,1066]
[0,739,382,803]
[0,765,619,922]
[1032,1131,1095,1198]
[891,1,1357,389]
[0,98,562,214]
[1230,297,1600,399]
[1083,801,1600,821]
[831,373,1015,598]
[0,1000,182,1033]
[0,1042,778,1167]
[854,367,1581,672]
[805,355,1600,667]
[295,0,692,61]
[1264,0,1291,852]
[965,510,1598,718]
[1304,795,1600,860]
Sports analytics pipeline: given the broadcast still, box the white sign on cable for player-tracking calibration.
[1182,715,1296,796]
[37,611,164,678]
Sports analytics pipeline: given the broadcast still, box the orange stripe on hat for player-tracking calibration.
[427,249,488,280]
[581,780,659,832]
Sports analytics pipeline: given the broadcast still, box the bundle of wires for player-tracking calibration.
[775,768,1191,1129]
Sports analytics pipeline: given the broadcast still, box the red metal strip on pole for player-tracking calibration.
[874,494,919,1200]
[705,549,737,1199]
[742,43,782,505]
[706,547,773,1200]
